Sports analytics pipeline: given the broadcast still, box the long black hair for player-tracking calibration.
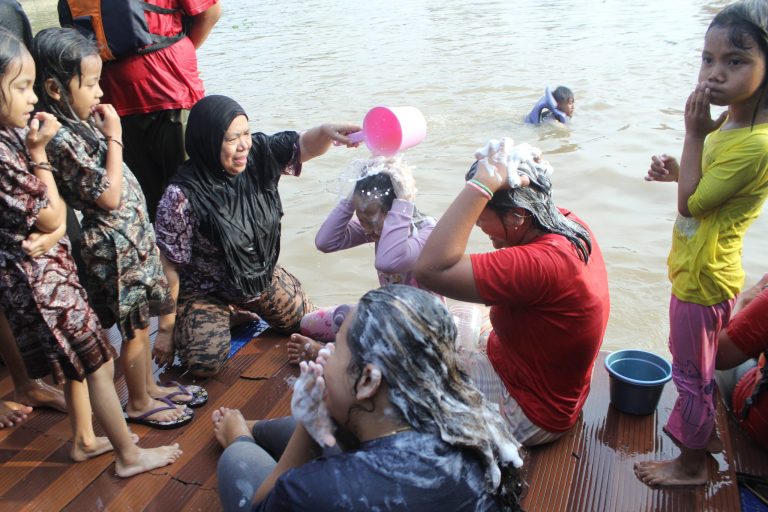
[31,27,101,151]
[466,160,592,263]
[709,0,768,127]
[0,28,26,113]
[346,285,525,510]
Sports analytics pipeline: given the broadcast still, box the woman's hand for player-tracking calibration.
[291,346,337,447]
[26,112,60,155]
[152,328,175,368]
[321,123,362,148]
[645,153,680,182]
[91,104,122,141]
[685,83,727,140]
[472,138,534,192]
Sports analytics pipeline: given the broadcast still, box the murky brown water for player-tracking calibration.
[23,0,767,356]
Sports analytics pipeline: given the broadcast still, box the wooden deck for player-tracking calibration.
[0,332,766,511]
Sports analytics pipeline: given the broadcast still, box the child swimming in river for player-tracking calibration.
[525,85,575,124]
[288,156,441,363]
[636,0,768,487]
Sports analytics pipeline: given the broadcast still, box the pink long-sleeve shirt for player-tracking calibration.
[315,199,437,291]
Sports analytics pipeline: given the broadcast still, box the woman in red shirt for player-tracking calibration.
[716,274,768,451]
[415,139,610,446]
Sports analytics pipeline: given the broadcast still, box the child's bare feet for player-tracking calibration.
[0,400,32,428]
[211,407,252,449]
[115,444,183,478]
[71,431,140,462]
[287,333,323,365]
[14,379,66,413]
[634,456,708,486]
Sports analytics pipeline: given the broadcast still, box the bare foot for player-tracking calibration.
[211,407,252,449]
[71,432,140,462]
[634,457,708,486]
[115,444,183,478]
[0,400,32,428]
[287,334,323,365]
[126,398,189,423]
[14,379,66,413]
[71,436,114,462]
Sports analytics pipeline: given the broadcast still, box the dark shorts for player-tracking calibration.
[174,265,314,374]
[121,109,188,221]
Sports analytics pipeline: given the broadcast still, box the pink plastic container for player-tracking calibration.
[348,106,427,156]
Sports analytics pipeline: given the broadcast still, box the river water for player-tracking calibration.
[23,0,767,356]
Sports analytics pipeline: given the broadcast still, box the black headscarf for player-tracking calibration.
[171,95,284,297]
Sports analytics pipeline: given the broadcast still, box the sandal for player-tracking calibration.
[158,380,208,408]
[125,397,194,430]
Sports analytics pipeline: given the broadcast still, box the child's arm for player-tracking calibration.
[27,113,64,233]
[677,84,728,217]
[375,200,428,274]
[21,221,66,258]
[314,200,369,252]
[91,104,123,210]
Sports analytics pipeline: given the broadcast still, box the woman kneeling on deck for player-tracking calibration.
[212,285,525,511]
[152,95,359,378]
[414,138,610,447]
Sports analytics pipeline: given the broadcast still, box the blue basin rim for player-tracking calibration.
[604,349,672,386]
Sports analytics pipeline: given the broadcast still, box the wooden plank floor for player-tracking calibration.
[1,337,766,511]
[0,327,296,512]
[521,351,768,512]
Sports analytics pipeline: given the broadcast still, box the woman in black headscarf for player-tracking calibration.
[153,95,359,377]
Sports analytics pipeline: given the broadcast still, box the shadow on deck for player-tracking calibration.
[0,330,766,511]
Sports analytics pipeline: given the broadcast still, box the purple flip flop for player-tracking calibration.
[159,380,208,408]
[125,397,194,430]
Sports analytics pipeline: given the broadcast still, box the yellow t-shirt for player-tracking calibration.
[668,123,768,305]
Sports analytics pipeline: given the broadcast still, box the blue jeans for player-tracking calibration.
[216,417,296,512]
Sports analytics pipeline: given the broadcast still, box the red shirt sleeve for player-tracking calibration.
[726,289,768,358]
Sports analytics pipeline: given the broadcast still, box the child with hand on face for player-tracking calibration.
[636,0,768,488]
[288,156,440,364]
[33,27,207,430]
[0,29,181,475]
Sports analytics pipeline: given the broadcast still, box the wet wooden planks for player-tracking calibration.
[521,351,768,512]
[0,328,297,512]
[1,339,766,511]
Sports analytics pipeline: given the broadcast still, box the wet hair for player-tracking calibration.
[31,27,101,150]
[350,157,428,224]
[552,85,573,104]
[466,161,592,263]
[346,285,524,510]
[0,28,27,114]
[709,0,768,126]
[353,172,397,211]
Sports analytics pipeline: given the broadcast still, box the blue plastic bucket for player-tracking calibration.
[604,349,672,416]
